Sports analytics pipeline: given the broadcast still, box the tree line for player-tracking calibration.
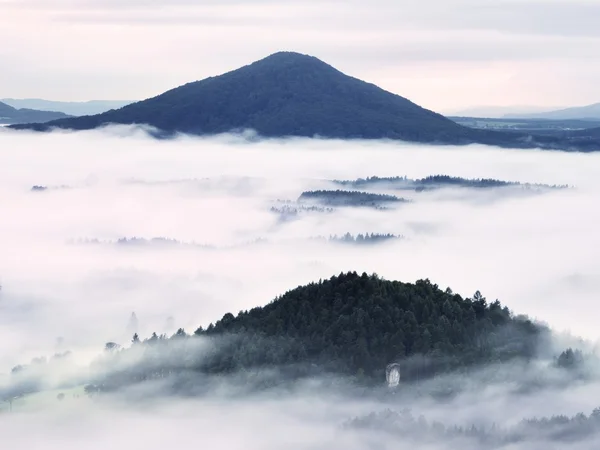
[333,175,569,191]
[298,190,406,207]
[344,406,600,447]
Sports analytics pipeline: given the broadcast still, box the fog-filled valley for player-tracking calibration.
[1,126,600,449]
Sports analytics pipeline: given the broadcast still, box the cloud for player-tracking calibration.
[7,0,600,39]
[8,0,600,38]
[2,127,600,447]
[0,126,598,358]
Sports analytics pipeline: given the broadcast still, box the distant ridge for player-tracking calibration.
[505,102,600,120]
[448,105,559,119]
[9,51,600,151]
[0,101,69,125]
[1,98,134,116]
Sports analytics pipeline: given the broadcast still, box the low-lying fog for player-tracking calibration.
[1,125,599,449]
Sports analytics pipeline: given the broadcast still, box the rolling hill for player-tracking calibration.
[0,101,69,125]
[194,272,544,379]
[61,272,548,394]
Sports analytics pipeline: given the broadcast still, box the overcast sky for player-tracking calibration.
[1,0,599,112]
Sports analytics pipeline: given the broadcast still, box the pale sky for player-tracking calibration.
[1,0,600,112]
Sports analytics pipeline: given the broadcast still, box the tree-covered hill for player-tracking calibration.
[4,273,551,397]
[195,272,545,381]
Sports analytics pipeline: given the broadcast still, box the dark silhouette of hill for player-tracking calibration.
[9,51,562,149]
[11,52,475,143]
[12,52,600,150]
[0,101,69,124]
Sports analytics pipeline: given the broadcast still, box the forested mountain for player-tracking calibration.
[10,52,475,143]
[7,51,589,150]
[2,273,557,396]
[0,101,69,124]
[194,272,544,381]
[67,272,547,394]
[9,52,600,150]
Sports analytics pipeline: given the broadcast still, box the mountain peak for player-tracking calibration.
[260,51,317,61]
[241,51,337,74]
[8,52,478,144]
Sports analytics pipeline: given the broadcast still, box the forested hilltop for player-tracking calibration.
[298,190,406,207]
[50,272,550,395]
[195,272,544,378]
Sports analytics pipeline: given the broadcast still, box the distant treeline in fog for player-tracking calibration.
[75,237,216,249]
[71,234,401,249]
[298,190,407,207]
[344,406,600,447]
[313,233,401,244]
[332,175,570,191]
[270,204,334,220]
[75,233,403,247]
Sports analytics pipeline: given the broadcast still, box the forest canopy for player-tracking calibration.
[4,273,554,396]
[194,272,545,381]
